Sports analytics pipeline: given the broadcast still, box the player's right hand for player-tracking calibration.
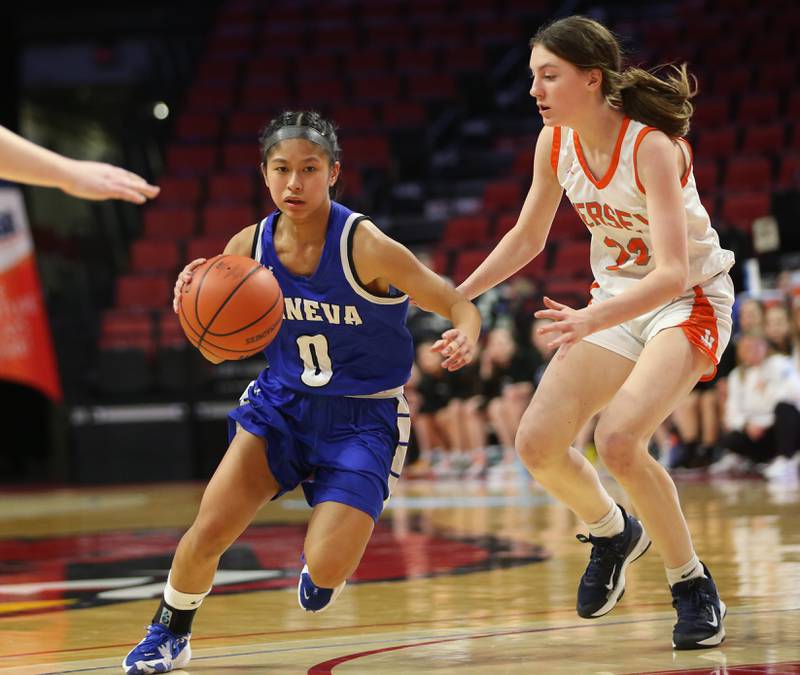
[173,258,207,313]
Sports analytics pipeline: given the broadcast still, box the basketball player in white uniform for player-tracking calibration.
[458,16,734,650]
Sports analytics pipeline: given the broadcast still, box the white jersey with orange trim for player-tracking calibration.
[550,117,735,295]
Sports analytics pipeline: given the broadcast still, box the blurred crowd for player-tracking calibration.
[403,274,800,485]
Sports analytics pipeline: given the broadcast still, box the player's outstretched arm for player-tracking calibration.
[352,222,480,371]
[457,126,563,300]
[0,125,159,204]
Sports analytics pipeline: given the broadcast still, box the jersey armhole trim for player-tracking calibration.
[633,126,658,194]
[550,127,561,177]
[252,218,266,261]
[678,137,693,188]
[340,213,408,305]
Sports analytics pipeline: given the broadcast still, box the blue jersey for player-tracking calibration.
[252,201,413,397]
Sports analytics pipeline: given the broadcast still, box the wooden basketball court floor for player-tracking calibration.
[1,471,798,674]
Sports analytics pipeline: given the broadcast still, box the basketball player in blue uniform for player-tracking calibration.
[123,111,480,674]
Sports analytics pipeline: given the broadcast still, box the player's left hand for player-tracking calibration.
[431,328,475,371]
[61,160,160,204]
[534,296,596,358]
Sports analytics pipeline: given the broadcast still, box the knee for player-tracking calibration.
[514,416,562,471]
[594,423,643,478]
[305,555,352,589]
[185,518,236,559]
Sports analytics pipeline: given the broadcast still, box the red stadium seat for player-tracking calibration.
[195,60,240,85]
[240,80,292,111]
[331,105,377,131]
[551,204,588,239]
[143,207,197,239]
[367,24,412,48]
[207,172,256,203]
[186,85,236,112]
[701,42,745,69]
[222,142,261,171]
[543,277,594,304]
[755,61,796,92]
[741,123,785,154]
[788,92,800,119]
[155,177,202,206]
[695,126,737,160]
[738,94,780,123]
[777,154,800,189]
[791,124,800,151]
[451,248,493,285]
[382,102,426,129]
[407,74,457,101]
[200,204,256,237]
[186,236,229,261]
[483,180,522,213]
[100,310,153,340]
[723,157,772,192]
[116,274,172,310]
[510,254,546,282]
[711,66,752,96]
[720,192,771,231]
[431,249,450,276]
[175,113,221,142]
[165,145,217,174]
[345,50,391,77]
[441,215,490,246]
[353,77,401,102]
[551,240,591,278]
[342,136,390,169]
[130,239,180,274]
[692,160,719,195]
[297,80,347,106]
[691,97,730,130]
[393,49,437,74]
[440,214,489,247]
[229,111,269,140]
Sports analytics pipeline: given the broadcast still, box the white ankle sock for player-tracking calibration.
[587,503,625,538]
[163,572,211,610]
[665,554,705,587]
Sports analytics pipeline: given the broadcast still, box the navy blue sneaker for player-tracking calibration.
[671,563,726,649]
[576,505,651,618]
[122,623,191,674]
[298,564,346,613]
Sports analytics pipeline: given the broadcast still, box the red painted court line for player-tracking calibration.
[306,619,669,674]
[0,601,617,660]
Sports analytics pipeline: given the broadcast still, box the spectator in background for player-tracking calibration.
[736,296,765,335]
[710,332,800,481]
[481,326,536,474]
[764,302,793,356]
[0,125,159,203]
[414,339,461,477]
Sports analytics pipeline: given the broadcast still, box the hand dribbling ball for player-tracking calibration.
[178,255,283,360]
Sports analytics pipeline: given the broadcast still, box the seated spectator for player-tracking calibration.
[710,333,800,481]
[764,301,793,356]
[413,340,456,475]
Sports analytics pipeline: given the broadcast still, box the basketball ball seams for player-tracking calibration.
[179,254,284,360]
[197,257,262,346]
[204,285,283,337]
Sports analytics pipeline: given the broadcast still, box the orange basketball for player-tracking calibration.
[178,255,283,360]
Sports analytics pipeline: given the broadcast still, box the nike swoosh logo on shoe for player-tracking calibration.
[708,608,718,628]
[605,565,617,590]
[302,587,310,601]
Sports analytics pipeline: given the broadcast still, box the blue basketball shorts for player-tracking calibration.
[228,377,410,522]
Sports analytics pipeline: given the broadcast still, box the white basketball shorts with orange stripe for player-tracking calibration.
[583,272,734,381]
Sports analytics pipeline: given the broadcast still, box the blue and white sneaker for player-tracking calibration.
[298,564,346,613]
[122,623,191,674]
[671,563,727,650]
[576,505,651,618]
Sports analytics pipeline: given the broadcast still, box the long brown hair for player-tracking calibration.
[531,16,697,138]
